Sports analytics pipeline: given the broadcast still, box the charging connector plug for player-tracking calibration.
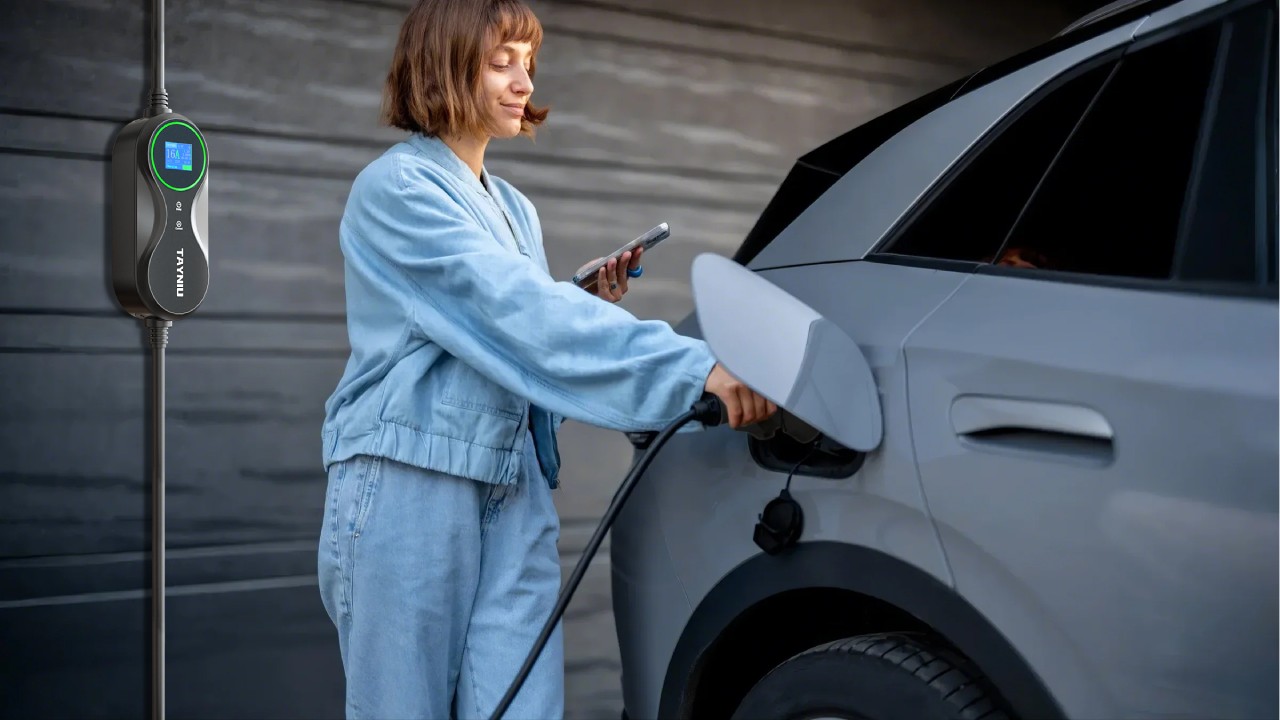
[690,394,729,426]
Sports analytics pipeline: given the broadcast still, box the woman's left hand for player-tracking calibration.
[579,246,643,303]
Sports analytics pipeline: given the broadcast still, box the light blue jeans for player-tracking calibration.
[317,431,563,719]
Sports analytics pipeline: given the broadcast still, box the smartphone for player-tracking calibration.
[572,223,671,288]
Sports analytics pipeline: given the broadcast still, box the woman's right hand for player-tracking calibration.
[704,362,778,429]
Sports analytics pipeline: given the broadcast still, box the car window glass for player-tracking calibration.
[995,21,1220,279]
[877,60,1114,263]
[1173,2,1274,285]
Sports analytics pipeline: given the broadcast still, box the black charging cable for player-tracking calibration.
[148,0,169,117]
[145,317,171,720]
[487,393,728,720]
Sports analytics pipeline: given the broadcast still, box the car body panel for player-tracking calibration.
[903,273,1278,719]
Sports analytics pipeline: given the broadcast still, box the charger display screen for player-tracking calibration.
[165,142,193,171]
[149,120,206,192]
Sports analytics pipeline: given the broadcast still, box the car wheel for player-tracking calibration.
[730,632,1010,720]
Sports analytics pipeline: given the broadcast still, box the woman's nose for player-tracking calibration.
[514,67,533,96]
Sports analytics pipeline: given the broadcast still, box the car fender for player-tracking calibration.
[659,540,1070,720]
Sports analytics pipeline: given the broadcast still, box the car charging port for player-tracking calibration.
[748,413,865,480]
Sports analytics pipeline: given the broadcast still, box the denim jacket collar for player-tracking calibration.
[406,132,494,198]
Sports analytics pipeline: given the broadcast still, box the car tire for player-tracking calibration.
[730,632,1011,720]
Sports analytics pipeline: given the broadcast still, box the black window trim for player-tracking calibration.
[866,0,1278,302]
[973,262,1278,301]
[864,253,1278,302]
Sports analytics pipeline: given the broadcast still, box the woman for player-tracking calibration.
[316,0,776,718]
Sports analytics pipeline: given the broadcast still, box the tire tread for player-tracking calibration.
[786,632,1011,720]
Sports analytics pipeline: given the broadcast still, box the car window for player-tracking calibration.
[1172,1,1274,286]
[992,18,1221,280]
[875,59,1115,263]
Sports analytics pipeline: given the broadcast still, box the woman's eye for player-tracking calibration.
[490,63,510,70]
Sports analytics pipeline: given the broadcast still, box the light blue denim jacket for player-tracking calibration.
[321,133,718,488]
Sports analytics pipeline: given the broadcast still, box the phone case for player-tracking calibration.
[572,223,670,286]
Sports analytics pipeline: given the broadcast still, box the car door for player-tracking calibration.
[881,3,1278,718]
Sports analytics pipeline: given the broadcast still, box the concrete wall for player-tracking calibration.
[0,0,1083,717]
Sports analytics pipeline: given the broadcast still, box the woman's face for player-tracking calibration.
[483,40,535,139]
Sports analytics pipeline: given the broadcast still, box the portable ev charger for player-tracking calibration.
[110,111,209,320]
[108,0,208,717]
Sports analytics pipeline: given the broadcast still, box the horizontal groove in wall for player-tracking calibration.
[542,24,928,85]
[338,0,974,69]
[541,0,975,67]
[0,539,317,569]
[0,575,319,610]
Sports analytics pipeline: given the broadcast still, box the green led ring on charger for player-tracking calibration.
[148,119,208,192]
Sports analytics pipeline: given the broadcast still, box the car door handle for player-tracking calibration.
[950,395,1114,463]
[951,395,1112,438]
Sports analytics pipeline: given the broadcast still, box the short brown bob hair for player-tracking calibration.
[381,0,550,139]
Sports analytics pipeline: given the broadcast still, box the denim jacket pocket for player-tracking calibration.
[440,361,524,421]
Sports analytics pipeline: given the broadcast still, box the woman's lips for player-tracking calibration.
[501,103,524,117]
